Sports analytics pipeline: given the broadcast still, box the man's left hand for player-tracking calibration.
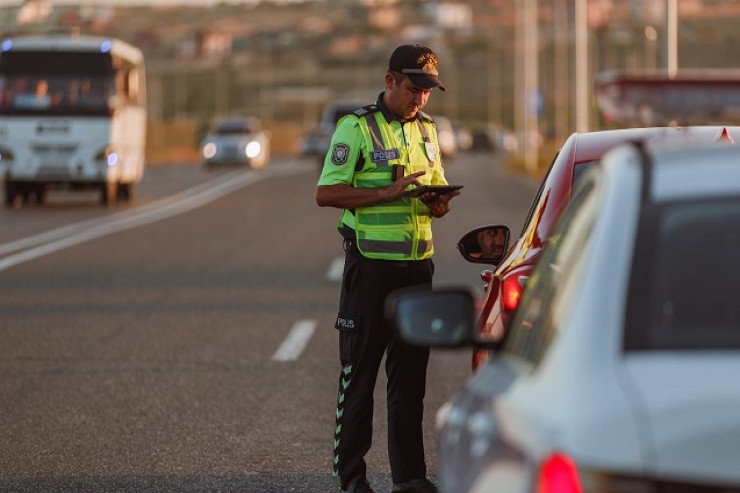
[419,189,461,218]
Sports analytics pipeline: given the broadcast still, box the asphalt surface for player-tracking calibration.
[0,151,538,492]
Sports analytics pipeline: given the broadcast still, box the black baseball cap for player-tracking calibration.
[388,44,446,92]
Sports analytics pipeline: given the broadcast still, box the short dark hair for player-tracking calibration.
[389,70,407,86]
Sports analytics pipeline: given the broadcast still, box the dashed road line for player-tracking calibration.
[326,256,344,282]
[272,319,317,361]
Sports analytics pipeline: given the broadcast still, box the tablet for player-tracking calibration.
[403,184,463,198]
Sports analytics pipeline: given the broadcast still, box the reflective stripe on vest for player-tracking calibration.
[358,238,431,256]
[351,111,436,261]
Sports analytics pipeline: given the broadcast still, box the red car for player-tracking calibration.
[458,126,737,371]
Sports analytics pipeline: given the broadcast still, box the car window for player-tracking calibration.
[503,172,600,365]
[572,160,600,186]
[626,198,740,350]
[516,158,600,240]
[518,152,559,238]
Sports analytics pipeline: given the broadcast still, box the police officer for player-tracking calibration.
[316,44,460,493]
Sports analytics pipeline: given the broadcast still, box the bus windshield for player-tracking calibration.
[0,51,115,116]
[0,75,114,116]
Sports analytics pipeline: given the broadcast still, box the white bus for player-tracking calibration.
[0,35,147,207]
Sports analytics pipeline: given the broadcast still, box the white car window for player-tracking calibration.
[503,172,601,365]
[626,198,740,350]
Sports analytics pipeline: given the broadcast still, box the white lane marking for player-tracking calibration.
[272,320,317,362]
[0,163,308,272]
[0,169,246,257]
[326,256,344,282]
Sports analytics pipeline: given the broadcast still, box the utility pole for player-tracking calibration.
[522,0,538,173]
[575,0,589,133]
[487,45,500,125]
[214,62,228,116]
[554,0,569,141]
[664,0,678,78]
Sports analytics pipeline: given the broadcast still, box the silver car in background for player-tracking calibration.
[201,116,270,170]
[388,140,740,492]
[300,99,366,165]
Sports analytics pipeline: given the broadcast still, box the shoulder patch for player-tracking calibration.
[352,104,379,117]
[330,143,351,165]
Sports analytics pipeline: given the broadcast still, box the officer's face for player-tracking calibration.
[385,73,433,121]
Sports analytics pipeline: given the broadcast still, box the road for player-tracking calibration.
[0,151,538,493]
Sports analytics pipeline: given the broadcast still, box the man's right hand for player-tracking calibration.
[383,171,425,201]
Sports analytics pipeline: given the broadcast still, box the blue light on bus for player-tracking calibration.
[100,40,112,53]
[107,153,118,167]
[1,39,13,52]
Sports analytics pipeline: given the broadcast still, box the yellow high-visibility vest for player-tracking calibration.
[348,107,442,260]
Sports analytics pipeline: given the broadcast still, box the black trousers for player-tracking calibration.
[332,239,433,489]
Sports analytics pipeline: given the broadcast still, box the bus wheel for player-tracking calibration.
[100,181,118,206]
[4,181,18,208]
[33,186,46,205]
[117,183,134,202]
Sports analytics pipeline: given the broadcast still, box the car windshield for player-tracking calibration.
[213,120,254,135]
[626,198,740,350]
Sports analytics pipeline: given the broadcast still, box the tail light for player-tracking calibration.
[537,453,582,493]
[502,275,526,313]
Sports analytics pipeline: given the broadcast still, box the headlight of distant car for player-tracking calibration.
[245,141,261,158]
[202,142,217,159]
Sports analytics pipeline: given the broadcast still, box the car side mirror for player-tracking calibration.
[385,287,478,348]
[457,225,510,265]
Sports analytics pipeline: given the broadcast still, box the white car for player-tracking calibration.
[387,140,740,492]
[432,115,458,158]
[201,116,270,170]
